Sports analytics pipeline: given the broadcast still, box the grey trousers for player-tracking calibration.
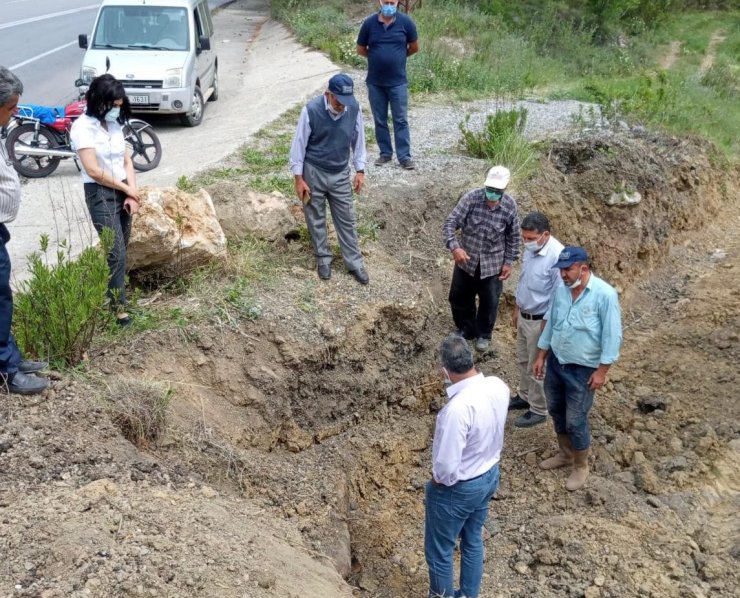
[302,162,364,271]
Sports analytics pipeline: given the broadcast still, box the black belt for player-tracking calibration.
[520,311,544,321]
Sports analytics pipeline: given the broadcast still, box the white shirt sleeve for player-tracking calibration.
[351,108,367,172]
[432,403,470,486]
[288,107,311,176]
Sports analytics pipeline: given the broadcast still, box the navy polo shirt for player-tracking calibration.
[357,12,418,87]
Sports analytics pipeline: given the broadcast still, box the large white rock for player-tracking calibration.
[208,181,299,242]
[127,187,227,272]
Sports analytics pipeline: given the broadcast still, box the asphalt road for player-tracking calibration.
[1,0,234,106]
[4,0,339,285]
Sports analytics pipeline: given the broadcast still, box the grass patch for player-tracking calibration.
[269,1,739,160]
[459,108,538,182]
[106,376,173,448]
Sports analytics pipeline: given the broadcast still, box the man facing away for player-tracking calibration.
[442,165,520,353]
[425,334,509,598]
[289,73,370,285]
[510,212,564,429]
[357,0,419,170]
[533,246,622,491]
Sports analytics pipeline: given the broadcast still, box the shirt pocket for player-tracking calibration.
[571,305,600,332]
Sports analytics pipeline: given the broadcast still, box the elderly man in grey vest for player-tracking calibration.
[289,73,369,284]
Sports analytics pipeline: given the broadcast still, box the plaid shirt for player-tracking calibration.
[442,188,520,279]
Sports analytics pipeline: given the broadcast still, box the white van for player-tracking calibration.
[78,0,218,127]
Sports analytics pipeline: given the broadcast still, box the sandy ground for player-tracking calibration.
[8,0,337,284]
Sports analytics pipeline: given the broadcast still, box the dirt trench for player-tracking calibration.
[3,127,738,597]
[92,128,739,596]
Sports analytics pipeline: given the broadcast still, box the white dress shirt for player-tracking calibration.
[70,114,127,184]
[515,235,564,318]
[0,145,21,223]
[432,373,510,486]
[288,95,367,176]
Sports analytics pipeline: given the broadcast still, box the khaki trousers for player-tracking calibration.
[516,316,548,416]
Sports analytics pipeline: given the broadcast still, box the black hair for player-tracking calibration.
[85,74,131,123]
[521,212,551,234]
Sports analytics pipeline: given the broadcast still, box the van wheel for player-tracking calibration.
[208,68,219,102]
[180,86,204,127]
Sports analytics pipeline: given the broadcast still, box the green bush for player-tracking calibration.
[13,230,113,367]
[459,108,537,180]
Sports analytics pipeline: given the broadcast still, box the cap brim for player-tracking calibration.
[334,94,357,108]
[552,260,575,269]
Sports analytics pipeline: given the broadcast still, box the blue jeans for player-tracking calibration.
[544,352,595,450]
[367,83,411,162]
[0,224,23,378]
[424,464,500,598]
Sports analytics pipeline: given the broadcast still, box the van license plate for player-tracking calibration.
[129,95,149,105]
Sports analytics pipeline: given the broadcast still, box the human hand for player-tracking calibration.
[123,197,139,215]
[452,248,470,266]
[126,186,140,202]
[588,369,607,391]
[512,309,519,329]
[353,172,365,193]
[295,178,311,205]
[533,355,546,380]
[499,264,512,280]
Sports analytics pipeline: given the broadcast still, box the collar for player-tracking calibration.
[446,372,484,400]
[534,236,557,257]
[322,95,346,119]
[376,13,397,25]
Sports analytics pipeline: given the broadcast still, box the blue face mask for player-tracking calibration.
[105,106,121,122]
[380,3,397,17]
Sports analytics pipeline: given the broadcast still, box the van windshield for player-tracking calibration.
[92,6,189,51]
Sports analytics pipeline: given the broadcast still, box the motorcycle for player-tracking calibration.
[2,87,162,179]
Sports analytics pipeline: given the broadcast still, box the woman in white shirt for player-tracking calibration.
[70,74,140,326]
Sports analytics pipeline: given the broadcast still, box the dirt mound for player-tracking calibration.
[520,131,723,293]
[2,122,738,598]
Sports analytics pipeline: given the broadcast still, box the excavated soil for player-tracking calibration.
[1,124,739,598]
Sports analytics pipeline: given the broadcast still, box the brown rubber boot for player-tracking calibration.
[539,434,574,470]
[566,448,590,491]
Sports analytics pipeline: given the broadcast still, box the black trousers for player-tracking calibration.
[84,182,131,306]
[448,264,503,340]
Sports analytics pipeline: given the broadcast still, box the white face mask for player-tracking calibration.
[523,233,545,252]
[567,277,582,289]
[442,367,452,386]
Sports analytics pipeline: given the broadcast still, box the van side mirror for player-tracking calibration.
[78,34,88,49]
[198,36,211,52]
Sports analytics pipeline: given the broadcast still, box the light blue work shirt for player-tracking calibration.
[515,235,564,318]
[289,95,367,176]
[538,273,622,368]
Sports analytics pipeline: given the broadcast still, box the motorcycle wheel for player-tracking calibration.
[5,123,61,178]
[124,121,162,172]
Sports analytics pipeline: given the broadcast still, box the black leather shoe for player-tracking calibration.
[18,360,48,374]
[349,268,369,285]
[8,371,49,396]
[400,159,416,170]
[375,155,392,166]
[514,411,547,428]
[508,395,530,411]
[317,263,331,280]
